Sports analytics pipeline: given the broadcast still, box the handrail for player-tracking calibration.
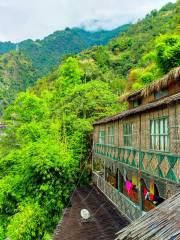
[94,143,180,184]
[92,172,142,221]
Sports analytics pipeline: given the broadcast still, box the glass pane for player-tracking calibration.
[155,120,159,135]
[130,124,132,134]
[164,118,168,134]
[155,135,159,150]
[124,136,127,146]
[151,121,154,135]
[160,119,164,134]
[129,136,132,146]
[165,136,168,151]
[160,135,164,151]
[151,135,153,149]
[127,124,129,134]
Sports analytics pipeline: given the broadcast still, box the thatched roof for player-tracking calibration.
[120,67,180,102]
[115,192,180,240]
[94,92,180,125]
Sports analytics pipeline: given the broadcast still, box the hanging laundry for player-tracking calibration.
[150,179,155,201]
[132,172,137,186]
[125,180,133,193]
[143,187,150,200]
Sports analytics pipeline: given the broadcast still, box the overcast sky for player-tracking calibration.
[0,0,175,42]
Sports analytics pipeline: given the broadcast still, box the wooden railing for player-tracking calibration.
[92,172,142,221]
[94,143,180,184]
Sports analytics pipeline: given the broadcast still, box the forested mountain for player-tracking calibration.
[0,42,15,54]
[0,2,179,239]
[0,25,130,76]
[77,2,179,93]
[0,25,130,114]
[0,52,37,114]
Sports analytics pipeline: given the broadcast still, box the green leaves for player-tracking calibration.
[4,92,47,123]
[0,51,37,114]
[0,2,179,238]
[0,51,124,238]
[7,203,43,240]
[155,34,180,73]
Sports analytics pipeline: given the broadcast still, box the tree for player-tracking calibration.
[155,34,180,73]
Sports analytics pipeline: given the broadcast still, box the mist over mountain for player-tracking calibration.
[80,18,133,32]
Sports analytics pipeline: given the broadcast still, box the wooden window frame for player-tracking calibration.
[99,129,105,144]
[108,126,114,145]
[150,117,169,152]
[155,90,168,100]
[123,123,133,146]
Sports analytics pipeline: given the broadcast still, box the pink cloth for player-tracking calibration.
[125,180,133,193]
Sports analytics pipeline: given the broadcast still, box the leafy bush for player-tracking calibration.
[155,34,180,73]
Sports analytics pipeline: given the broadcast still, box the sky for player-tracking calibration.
[0,0,176,42]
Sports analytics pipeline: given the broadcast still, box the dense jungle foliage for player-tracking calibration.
[0,1,179,239]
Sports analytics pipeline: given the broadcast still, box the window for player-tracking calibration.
[108,126,114,145]
[155,90,168,100]
[133,99,141,108]
[123,123,133,146]
[150,118,169,151]
[99,130,105,144]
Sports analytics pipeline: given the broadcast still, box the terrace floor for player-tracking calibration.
[53,186,129,240]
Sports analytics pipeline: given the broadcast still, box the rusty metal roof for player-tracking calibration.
[53,187,129,240]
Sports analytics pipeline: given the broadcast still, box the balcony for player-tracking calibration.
[92,172,142,222]
[94,143,180,184]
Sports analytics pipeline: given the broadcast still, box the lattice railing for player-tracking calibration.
[93,172,142,221]
[94,144,180,183]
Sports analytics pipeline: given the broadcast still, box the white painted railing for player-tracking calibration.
[92,172,142,221]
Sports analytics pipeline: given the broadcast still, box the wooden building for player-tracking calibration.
[92,67,180,221]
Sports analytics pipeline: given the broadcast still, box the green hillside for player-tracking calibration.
[0,25,130,76]
[0,51,37,114]
[0,25,130,114]
[78,2,179,93]
[0,2,179,239]
[0,42,15,54]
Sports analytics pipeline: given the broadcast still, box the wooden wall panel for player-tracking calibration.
[94,102,180,155]
[169,106,176,154]
[118,120,124,147]
[175,103,180,155]
[168,82,180,96]
[114,121,119,146]
[93,126,99,143]
[142,94,154,105]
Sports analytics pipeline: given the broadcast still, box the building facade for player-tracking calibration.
[92,67,180,221]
